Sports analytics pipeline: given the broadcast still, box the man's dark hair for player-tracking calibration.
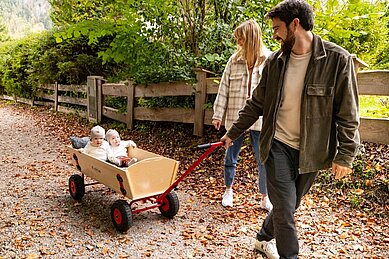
[266,0,314,31]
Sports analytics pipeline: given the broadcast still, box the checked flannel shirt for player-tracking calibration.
[212,49,271,132]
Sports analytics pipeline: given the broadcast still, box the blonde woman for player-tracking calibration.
[212,19,272,210]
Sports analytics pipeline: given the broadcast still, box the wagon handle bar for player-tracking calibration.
[157,141,224,202]
[197,143,214,149]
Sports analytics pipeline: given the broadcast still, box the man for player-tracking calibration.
[221,0,360,258]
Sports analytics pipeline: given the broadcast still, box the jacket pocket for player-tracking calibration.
[306,85,334,118]
[307,86,334,96]
[229,74,244,93]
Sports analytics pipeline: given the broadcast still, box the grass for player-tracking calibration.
[359,95,389,118]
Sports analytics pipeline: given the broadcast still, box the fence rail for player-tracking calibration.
[1,69,388,144]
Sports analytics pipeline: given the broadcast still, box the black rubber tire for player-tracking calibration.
[68,174,85,200]
[111,199,133,232]
[159,191,180,218]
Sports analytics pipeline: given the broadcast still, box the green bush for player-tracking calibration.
[1,0,388,103]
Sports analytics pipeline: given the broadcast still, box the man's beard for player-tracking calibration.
[280,28,295,53]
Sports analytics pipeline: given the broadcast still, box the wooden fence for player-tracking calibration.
[1,69,388,144]
[85,69,218,136]
[356,70,389,144]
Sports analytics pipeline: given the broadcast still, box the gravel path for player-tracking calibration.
[0,102,387,259]
[0,103,261,259]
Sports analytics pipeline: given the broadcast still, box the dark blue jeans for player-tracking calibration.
[224,130,268,194]
[257,139,318,259]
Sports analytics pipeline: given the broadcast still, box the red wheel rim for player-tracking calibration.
[113,208,122,224]
[160,197,169,211]
[70,181,76,194]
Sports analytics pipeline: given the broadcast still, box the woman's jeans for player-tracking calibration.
[257,139,318,259]
[224,130,268,195]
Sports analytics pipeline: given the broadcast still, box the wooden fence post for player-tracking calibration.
[352,54,368,72]
[126,80,135,130]
[87,76,104,123]
[54,82,59,112]
[194,68,207,136]
[97,77,105,123]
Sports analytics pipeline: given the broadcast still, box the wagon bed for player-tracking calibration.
[67,146,179,201]
[67,142,223,232]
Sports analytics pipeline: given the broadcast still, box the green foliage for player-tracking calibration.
[0,21,10,42]
[315,148,388,213]
[1,0,389,102]
[374,3,389,69]
[312,0,389,69]
[137,96,194,109]
[0,26,126,98]
[49,0,128,26]
[52,0,279,83]
[0,37,37,98]
[359,96,389,118]
[104,96,127,113]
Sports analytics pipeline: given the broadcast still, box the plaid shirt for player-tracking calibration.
[213,49,270,131]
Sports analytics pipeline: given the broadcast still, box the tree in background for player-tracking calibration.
[312,0,389,68]
[374,1,389,69]
[0,21,10,42]
[0,0,52,39]
[49,0,123,25]
[51,0,279,83]
[1,0,389,98]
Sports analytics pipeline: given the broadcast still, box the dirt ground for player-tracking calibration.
[0,101,387,259]
[0,102,264,258]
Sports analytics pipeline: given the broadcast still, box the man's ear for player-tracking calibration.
[294,18,300,28]
[290,18,299,31]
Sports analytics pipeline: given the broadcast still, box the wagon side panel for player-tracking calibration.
[68,147,134,199]
[127,146,161,160]
[124,157,179,200]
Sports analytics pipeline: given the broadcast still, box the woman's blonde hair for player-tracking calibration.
[233,19,266,68]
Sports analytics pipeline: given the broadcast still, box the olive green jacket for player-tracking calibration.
[226,34,360,173]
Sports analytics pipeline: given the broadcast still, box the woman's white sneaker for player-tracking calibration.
[221,189,233,207]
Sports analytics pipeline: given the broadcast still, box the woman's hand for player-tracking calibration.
[212,119,222,130]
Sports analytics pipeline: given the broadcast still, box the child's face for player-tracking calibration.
[109,134,121,147]
[91,137,104,147]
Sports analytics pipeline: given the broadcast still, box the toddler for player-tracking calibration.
[105,129,137,167]
[82,125,120,165]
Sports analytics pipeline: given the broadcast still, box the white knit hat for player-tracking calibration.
[105,129,119,144]
[90,125,105,139]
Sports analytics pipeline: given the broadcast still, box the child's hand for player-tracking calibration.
[129,140,137,148]
[114,158,121,166]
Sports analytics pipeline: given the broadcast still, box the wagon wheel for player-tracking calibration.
[111,199,133,232]
[68,174,85,200]
[159,191,180,218]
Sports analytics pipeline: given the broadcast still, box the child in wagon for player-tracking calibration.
[81,125,120,166]
[105,129,138,167]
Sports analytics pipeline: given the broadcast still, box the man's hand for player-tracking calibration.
[220,134,233,149]
[332,162,352,179]
[212,119,222,130]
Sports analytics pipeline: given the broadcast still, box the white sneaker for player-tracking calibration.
[260,196,273,212]
[222,189,233,207]
[255,239,279,259]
